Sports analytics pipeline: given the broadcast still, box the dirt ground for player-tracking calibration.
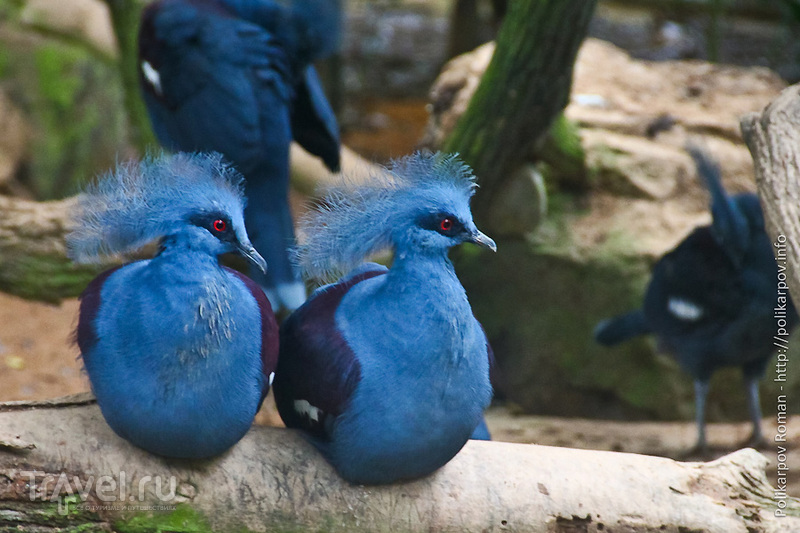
[0,290,796,498]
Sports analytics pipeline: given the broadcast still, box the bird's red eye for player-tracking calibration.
[213,219,227,232]
[440,218,454,232]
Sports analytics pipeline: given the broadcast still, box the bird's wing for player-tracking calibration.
[223,267,280,403]
[75,266,125,359]
[243,0,342,63]
[274,263,388,441]
[139,0,292,167]
[291,66,341,171]
[643,226,746,338]
[687,145,749,265]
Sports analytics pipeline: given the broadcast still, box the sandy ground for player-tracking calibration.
[0,290,796,498]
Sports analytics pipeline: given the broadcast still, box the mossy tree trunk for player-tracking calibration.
[443,0,597,226]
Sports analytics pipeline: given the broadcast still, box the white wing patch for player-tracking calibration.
[141,60,163,96]
[294,399,322,423]
[667,297,704,321]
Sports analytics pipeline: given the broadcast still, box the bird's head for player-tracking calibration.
[388,174,496,256]
[68,151,266,273]
[183,207,266,272]
[297,152,495,281]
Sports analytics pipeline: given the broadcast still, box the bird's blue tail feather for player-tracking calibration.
[594,310,650,346]
[687,144,749,263]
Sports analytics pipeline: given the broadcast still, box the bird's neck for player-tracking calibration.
[385,249,463,300]
[391,248,454,277]
[153,235,222,274]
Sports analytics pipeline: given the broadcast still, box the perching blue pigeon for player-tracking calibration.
[69,152,278,459]
[273,152,495,484]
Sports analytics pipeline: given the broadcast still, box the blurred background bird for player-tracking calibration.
[68,152,279,459]
[273,152,495,485]
[138,0,342,313]
[594,146,798,455]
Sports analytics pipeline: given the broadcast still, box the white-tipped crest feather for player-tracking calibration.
[296,152,477,280]
[68,151,245,263]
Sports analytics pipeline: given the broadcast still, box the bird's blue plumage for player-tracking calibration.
[70,152,279,459]
[274,153,495,485]
[275,263,388,441]
[594,147,798,452]
[688,146,751,267]
[291,66,341,171]
[138,0,341,311]
[470,418,492,441]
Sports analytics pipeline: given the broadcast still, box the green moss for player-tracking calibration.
[0,253,100,302]
[456,238,662,419]
[35,45,84,110]
[29,43,126,199]
[537,114,587,191]
[115,507,352,533]
[0,48,11,78]
[115,504,213,533]
[0,30,127,200]
[0,0,24,18]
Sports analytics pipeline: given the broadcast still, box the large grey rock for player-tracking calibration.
[435,39,799,420]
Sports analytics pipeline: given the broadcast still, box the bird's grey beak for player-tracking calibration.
[238,243,267,273]
[469,230,497,252]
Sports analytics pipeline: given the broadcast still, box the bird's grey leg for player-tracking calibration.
[691,379,710,455]
[743,377,767,448]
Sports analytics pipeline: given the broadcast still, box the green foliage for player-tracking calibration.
[28,43,126,200]
[35,46,84,109]
[0,0,25,18]
[0,38,127,201]
[0,48,11,78]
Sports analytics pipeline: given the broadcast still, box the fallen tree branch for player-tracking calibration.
[741,84,800,305]
[0,147,381,302]
[0,195,100,302]
[0,397,795,532]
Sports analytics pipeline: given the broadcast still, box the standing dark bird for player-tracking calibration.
[273,153,495,484]
[69,152,278,459]
[138,0,341,312]
[594,147,797,454]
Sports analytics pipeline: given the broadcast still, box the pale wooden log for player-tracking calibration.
[290,143,385,195]
[0,397,795,532]
[741,84,800,304]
